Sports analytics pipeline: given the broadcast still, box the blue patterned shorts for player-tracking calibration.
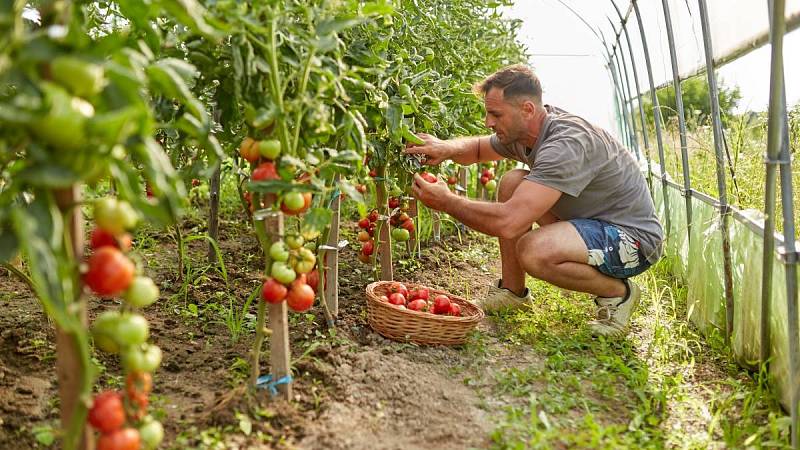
[568,219,652,279]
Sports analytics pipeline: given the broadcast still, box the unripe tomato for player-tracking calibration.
[94,198,136,236]
[286,280,315,312]
[252,162,279,181]
[31,83,92,150]
[485,179,497,192]
[239,137,260,163]
[282,192,305,211]
[139,419,164,450]
[285,234,304,250]
[123,276,159,308]
[303,241,317,252]
[262,277,288,303]
[294,259,315,274]
[115,314,149,347]
[88,391,124,433]
[269,241,290,262]
[281,192,312,215]
[259,139,281,160]
[357,230,370,242]
[84,247,134,297]
[122,344,162,373]
[92,311,122,354]
[391,228,410,242]
[51,56,105,98]
[126,371,152,398]
[97,428,140,450]
[271,261,297,284]
[90,228,132,252]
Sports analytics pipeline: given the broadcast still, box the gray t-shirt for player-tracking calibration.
[490,105,663,263]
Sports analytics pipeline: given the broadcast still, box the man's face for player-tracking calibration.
[483,88,526,146]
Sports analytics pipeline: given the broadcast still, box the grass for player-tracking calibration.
[483,260,792,449]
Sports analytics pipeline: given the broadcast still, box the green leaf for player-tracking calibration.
[362,2,395,15]
[316,16,364,37]
[32,425,56,446]
[16,165,81,188]
[159,0,223,42]
[146,61,207,124]
[337,180,365,204]
[302,208,333,232]
[247,180,317,194]
[0,229,19,263]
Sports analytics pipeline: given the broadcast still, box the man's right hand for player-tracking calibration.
[404,133,451,166]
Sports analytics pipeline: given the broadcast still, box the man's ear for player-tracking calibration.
[521,100,536,117]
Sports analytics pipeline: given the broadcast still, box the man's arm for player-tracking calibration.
[405,134,503,166]
[411,174,561,240]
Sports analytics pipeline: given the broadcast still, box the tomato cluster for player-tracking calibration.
[387,198,414,243]
[261,234,319,312]
[356,210,380,263]
[87,386,163,450]
[479,166,497,192]
[377,282,462,316]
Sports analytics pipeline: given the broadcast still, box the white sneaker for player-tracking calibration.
[588,280,641,337]
[480,280,532,311]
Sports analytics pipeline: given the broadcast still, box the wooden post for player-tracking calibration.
[208,164,221,263]
[432,211,441,242]
[375,166,393,281]
[265,214,290,399]
[324,187,341,317]
[54,186,93,450]
[408,198,420,257]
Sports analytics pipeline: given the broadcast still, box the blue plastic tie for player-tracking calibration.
[256,373,293,396]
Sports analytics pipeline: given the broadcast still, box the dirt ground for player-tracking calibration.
[0,216,537,450]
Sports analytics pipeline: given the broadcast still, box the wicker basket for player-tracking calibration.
[365,281,485,345]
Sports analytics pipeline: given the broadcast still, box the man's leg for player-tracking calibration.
[514,222,626,298]
[496,169,560,296]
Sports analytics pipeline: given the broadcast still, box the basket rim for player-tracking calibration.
[365,280,485,323]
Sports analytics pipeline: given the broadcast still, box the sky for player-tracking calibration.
[504,0,800,136]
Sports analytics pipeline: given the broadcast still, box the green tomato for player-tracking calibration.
[32,82,92,151]
[122,344,162,373]
[269,241,289,262]
[259,139,282,160]
[294,259,315,274]
[423,47,435,62]
[298,247,316,263]
[283,192,305,211]
[285,234,304,250]
[485,179,497,192]
[51,56,105,98]
[123,276,159,308]
[391,228,410,242]
[271,262,297,284]
[116,200,139,230]
[92,311,122,354]
[115,314,149,347]
[303,242,317,252]
[139,418,165,450]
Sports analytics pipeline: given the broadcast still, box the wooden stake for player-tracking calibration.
[208,164,221,263]
[265,214,291,400]
[324,186,341,317]
[375,167,393,281]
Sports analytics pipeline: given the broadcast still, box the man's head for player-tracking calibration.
[474,65,544,146]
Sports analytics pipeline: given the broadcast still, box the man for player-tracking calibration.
[406,65,663,336]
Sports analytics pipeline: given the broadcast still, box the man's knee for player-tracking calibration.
[498,169,528,202]
[515,230,557,277]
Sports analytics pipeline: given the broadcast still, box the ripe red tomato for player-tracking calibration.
[287,280,315,312]
[480,175,489,185]
[98,428,140,450]
[369,168,377,178]
[357,230,370,242]
[361,240,375,256]
[356,184,367,194]
[447,175,458,185]
[251,162,279,181]
[368,210,379,223]
[357,218,370,229]
[191,178,200,187]
[88,391,124,433]
[388,293,406,305]
[90,228,132,252]
[240,137,260,163]
[420,172,437,183]
[407,299,428,312]
[84,247,135,297]
[448,303,462,317]
[388,282,409,299]
[388,197,400,209]
[367,225,375,237]
[262,278,288,303]
[307,269,322,294]
[401,219,415,233]
[432,295,451,314]
[408,288,429,301]
[358,253,371,263]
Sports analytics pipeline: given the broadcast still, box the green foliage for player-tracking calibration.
[643,75,741,130]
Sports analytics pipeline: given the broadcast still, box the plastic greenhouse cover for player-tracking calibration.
[650,168,799,412]
[557,0,800,92]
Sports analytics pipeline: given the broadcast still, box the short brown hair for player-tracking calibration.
[474,64,543,105]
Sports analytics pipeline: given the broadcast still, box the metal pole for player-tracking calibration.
[765,0,799,446]
[611,51,634,151]
[611,19,642,161]
[612,0,652,185]
[608,56,632,149]
[632,0,671,239]
[697,0,735,343]
[661,0,693,244]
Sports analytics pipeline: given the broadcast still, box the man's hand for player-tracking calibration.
[411,173,452,211]
[404,133,452,165]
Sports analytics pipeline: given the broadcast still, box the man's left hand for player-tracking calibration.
[411,173,452,211]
